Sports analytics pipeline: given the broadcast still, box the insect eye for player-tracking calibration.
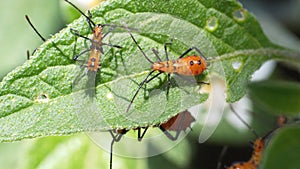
[197,60,201,65]
[190,61,194,66]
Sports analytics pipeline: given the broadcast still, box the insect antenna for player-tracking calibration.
[64,0,96,29]
[125,27,154,64]
[25,15,46,42]
[26,50,30,60]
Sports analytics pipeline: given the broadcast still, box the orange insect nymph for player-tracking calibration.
[65,0,121,73]
[224,105,266,169]
[227,138,264,169]
[250,138,264,166]
[228,162,255,169]
[126,30,209,113]
[152,55,208,76]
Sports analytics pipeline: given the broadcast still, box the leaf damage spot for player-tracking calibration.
[233,9,246,22]
[232,61,242,70]
[205,17,218,32]
[35,93,50,103]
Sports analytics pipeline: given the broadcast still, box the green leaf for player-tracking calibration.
[24,135,111,169]
[249,81,300,115]
[260,125,300,169]
[1,0,300,142]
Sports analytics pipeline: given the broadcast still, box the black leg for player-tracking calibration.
[137,127,149,141]
[102,42,122,49]
[126,70,161,113]
[159,111,187,141]
[70,28,93,43]
[109,130,117,169]
[164,42,172,61]
[166,73,171,96]
[152,48,162,62]
[109,130,128,142]
[178,47,193,59]
[73,49,91,61]
[86,10,94,31]
[102,25,116,39]
[178,46,207,60]
[108,129,129,169]
[191,46,207,60]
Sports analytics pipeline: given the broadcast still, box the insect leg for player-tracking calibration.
[109,130,117,169]
[73,49,91,61]
[70,28,93,43]
[126,70,161,113]
[178,46,207,60]
[166,73,171,96]
[159,110,187,141]
[86,10,95,31]
[109,129,129,169]
[164,41,172,61]
[151,48,162,62]
[102,25,117,40]
[102,42,122,49]
[137,127,149,141]
[191,47,207,60]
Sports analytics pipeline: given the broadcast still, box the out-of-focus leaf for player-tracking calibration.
[260,125,300,169]
[249,81,300,115]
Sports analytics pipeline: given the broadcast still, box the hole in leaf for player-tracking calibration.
[232,61,242,70]
[35,93,50,103]
[233,9,246,22]
[206,17,218,32]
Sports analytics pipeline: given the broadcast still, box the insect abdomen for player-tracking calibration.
[152,55,207,76]
[87,49,100,72]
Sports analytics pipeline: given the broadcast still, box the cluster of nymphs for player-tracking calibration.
[25,1,212,169]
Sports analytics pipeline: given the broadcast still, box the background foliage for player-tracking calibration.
[0,0,299,168]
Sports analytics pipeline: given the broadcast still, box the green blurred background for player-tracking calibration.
[0,0,299,169]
